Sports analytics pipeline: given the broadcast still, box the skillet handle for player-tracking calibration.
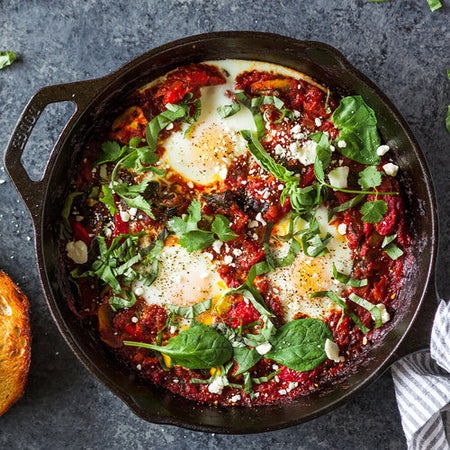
[4,77,108,218]
[394,275,439,359]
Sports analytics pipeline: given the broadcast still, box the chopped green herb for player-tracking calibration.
[61,192,83,232]
[358,166,382,189]
[328,194,365,221]
[349,293,382,328]
[110,290,136,312]
[235,92,265,138]
[332,263,368,287]
[427,0,442,11]
[168,298,213,319]
[381,234,404,260]
[217,100,241,118]
[0,51,16,70]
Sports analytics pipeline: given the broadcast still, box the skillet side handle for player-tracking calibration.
[4,78,107,219]
[394,278,439,359]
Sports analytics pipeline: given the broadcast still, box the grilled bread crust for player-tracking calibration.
[0,270,31,416]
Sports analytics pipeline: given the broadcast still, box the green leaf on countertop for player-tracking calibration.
[427,0,442,11]
[0,51,16,70]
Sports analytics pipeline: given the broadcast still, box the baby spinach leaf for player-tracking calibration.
[427,0,442,11]
[310,131,331,183]
[265,318,332,372]
[124,323,233,370]
[331,96,381,165]
[360,199,388,223]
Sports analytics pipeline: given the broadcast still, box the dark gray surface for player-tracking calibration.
[0,1,449,448]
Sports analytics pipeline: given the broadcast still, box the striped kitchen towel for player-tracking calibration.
[392,300,450,450]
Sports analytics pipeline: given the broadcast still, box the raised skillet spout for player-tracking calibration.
[4,32,439,433]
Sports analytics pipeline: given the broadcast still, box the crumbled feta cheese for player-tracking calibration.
[274,144,284,155]
[104,225,112,238]
[377,304,391,323]
[248,220,259,228]
[233,248,242,256]
[129,207,138,217]
[383,163,399,177]
[287,382,298,392]
[0,179,6,185]
[120,210,131,222]
[224,255,233,265]
[325,338,345,363]
[376,144,390,156]
[330,144,335,152]
[134,287,144,296]
[255,212,266,225]
[291,124,302,134]
[229,394,241,403]
[289,142,298,153]
[315,118,322,127]
[219,165,228,179]
[255,342,272,355]
[293,110,301,118]
[272,364,279,370]
[362,336,368,345]
[296,140,317,166]
[337,140,347,148]
[170,326,177,334]
[65,240,88,264]
[337,223,347,235]
[328,166,349,189]
[212,240,223,253]
[208,376,227,394]
[131,316,138,323]
[136,364,142,370]
[278,389,287,395]
[188,181,194,189]
[166,122,174,130]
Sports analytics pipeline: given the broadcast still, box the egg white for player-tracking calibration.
[268,207,352,322]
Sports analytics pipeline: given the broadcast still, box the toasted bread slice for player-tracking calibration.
[0,270,31,416]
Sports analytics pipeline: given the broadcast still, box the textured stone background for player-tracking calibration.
[0,1,449,448]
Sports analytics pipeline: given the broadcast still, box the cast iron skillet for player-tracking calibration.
[4,32,439,433]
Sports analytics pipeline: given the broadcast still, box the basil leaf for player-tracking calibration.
[233,347,262,376]
[331,96,381,165]
[332,264,368,287]
[382,235,404,260]
[252,369,282,384]
[217,101,241,118]
[235,92,265,138]
[109,289,136,312]
[349,293,382,328]
[124,323,233,370]
[328,194,365,221]
[360,199,388,223]
[0,51,16,69]
[427,0,442,11]
[62,192,83,232]
[168,298,212,319]
[310,131,331,183]
[311,291,369,333]
[358,166,382,189]
[211,215,238,241]
[265,318,332,372]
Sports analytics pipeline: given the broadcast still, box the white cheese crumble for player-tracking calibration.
[229,394,241,403]
[131,316,138,323]
[376,144,390,156]
[120,210,131,222]
[208,376,227,395]
[255,342,272,355]
[324,338,345,363]
[66,240,88,264]
[134,287,144,296]
[376,304,391,323]
[315,117,322,127]
[328,166,349,189]
[337,223,347,235]
[383,163,399,177]
[296,140,317,166]
[212,240,223,253]
[337,140,347,148]
[224,255,233,265]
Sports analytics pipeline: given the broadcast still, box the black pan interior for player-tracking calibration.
[36,33,437,433]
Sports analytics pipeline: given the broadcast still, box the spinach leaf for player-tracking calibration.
[310,131,331,183]
[331,96,381,165]
[265,318,332,372]
[124,323,233,370]
[168,298,212,319]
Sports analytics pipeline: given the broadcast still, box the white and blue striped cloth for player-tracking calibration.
[392,300,450,450]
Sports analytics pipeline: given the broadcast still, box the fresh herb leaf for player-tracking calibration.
[96,141,126,166]
[211,215,238,242]
[99,185,117,215]
[252,369,282,384]
[235,92,265,138]
[62,192,83,232]
[349,293,382,328]
[381,234,404,260]
[358,166,382,189]
[233,347,262,376]
[427,0,442,11]
[311,131,331,183]
[265,318,333,372]
[110,289,136,312]
[360,199,388,223]
[124,323,233,370]
[0,51,16,70]
[300,217,332,257]
[252,95,294,123]
[310,291,369,333]
[328,194,365,221]
[332,264,368,287]
[168,298,212,319]
[217,100,241,118]
[325,89,331,114]
[331,96,381,165]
